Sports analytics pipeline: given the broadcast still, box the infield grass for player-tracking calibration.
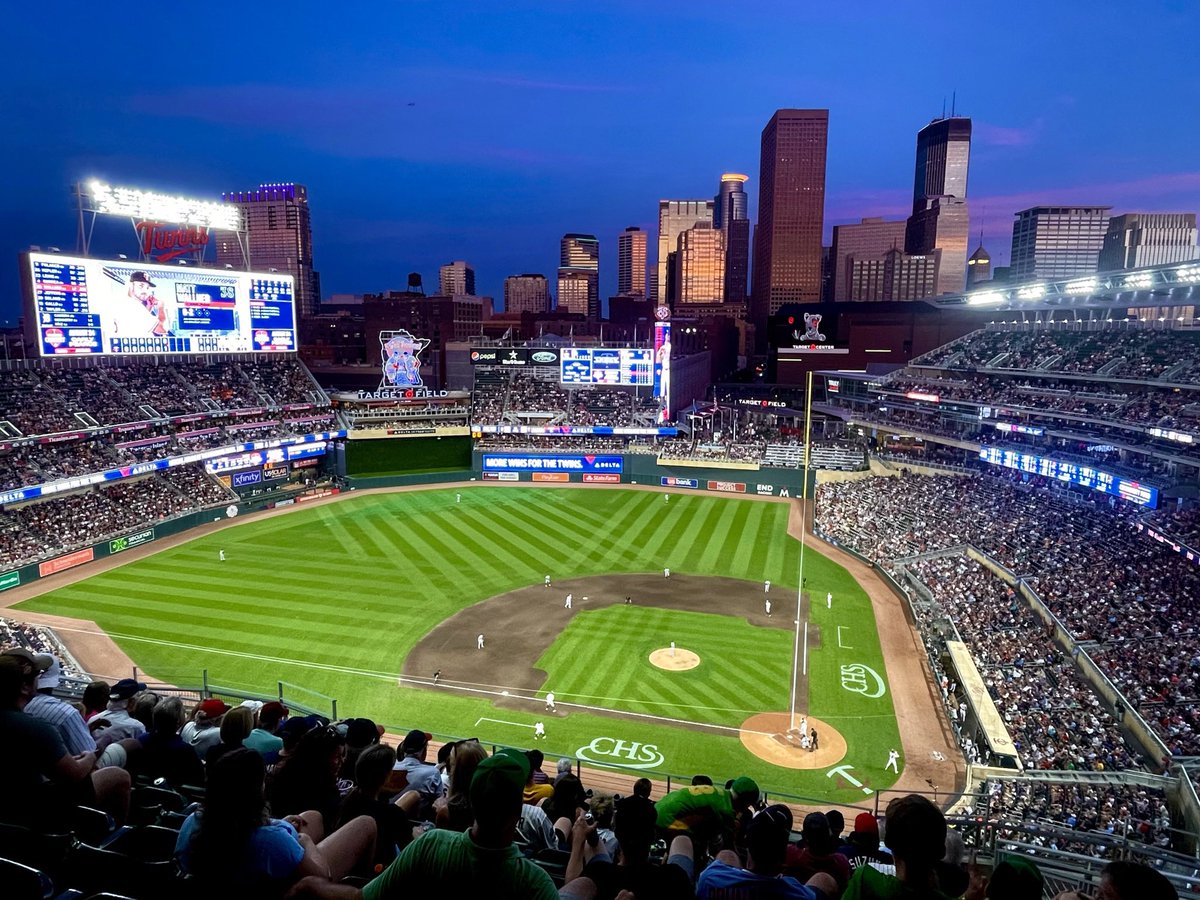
[17,487,903,801]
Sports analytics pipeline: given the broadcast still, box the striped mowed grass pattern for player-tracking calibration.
[17,487,901,796]
[536,606,794,725]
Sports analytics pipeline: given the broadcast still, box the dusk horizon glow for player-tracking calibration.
[2,0,1199,321]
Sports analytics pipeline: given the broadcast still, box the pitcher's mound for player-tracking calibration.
[649,648,701,671]
[739,712,847,769]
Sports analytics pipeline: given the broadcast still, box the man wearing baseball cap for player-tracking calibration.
[289,747,557,898]
[92,677,148,752]
[0,652,130,827]
[182,697,229,755]
[390,728,444,817]
[697,804,836,899]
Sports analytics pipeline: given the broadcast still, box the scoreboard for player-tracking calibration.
[560,348,653,386]
[25,252,296,356]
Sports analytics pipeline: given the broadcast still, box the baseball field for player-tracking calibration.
[15,486,910,802]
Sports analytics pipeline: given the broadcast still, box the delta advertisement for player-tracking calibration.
[482,454,624,473]
[26,252,296,356]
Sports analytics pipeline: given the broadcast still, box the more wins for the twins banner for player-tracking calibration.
[481,454,624,473]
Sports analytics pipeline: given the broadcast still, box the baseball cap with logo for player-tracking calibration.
[129,271,156,287]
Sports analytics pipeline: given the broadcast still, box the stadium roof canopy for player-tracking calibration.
[933,261,1200,313]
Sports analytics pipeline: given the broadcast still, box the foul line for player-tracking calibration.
[43,622,780,737]
[475,716,533,729]
[802,621,808,676]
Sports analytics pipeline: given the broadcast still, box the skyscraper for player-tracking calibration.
[674,222,726,305]
[904,117,972,296]
[714,173,750,305]
[1098,213,1200,270]
[1010,206,1112,281]
[657,200,714,305]
[504,274,550,315]
[218,183,319,318]
[830,217,907,301]
[750,109,829,331]
[557,233,599,317]
[617,226,647,297]
[966,242,992,286]
[439,260,476,296]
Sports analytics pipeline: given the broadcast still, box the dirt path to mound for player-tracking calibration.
[788,500,965,800]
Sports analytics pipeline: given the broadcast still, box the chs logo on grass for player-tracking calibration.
[576,737,665,770]
[840,663,886,699]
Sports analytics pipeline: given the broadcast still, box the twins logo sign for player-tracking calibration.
[380,329,431,388]
[576,736,665,770]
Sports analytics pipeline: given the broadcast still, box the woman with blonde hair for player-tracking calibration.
[434,739,487,832]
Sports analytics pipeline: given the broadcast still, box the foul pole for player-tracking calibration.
[788,369,816,732]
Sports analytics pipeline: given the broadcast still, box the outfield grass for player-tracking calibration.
[18,487,903,800]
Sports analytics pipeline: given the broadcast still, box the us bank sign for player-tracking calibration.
[576,736,665,770]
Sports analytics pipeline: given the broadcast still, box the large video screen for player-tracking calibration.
[26,252,296,356]
[560,348,653,386]
[978,447,1159,508]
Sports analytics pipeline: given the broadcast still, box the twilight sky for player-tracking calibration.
[2,0,1199,321]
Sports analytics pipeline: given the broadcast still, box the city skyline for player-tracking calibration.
[2,2,1199,321]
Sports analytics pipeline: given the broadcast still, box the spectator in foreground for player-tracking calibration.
[268,724,347,827]
[244,700,288,757]
[206,705,255,766]
[524,748,555,804]
[0,652,130,827]
[133,696,205,789]
[844,794,948,899]
[564,792,694,899]
[15,653,96,756]
[290,747,559,898]
[434,738,487,832]
[335,744,404,866]
[982,857,1043,900]
[81,680,110,722]
[785,810,851,891]
[1050,859,1177,900]
[390,729,443,817]
[176,747,376,893]
[697,804,837,900]
[655,776,760,847]
[838,812,894,873]
[92,677,149,751]
[182,697,229,755]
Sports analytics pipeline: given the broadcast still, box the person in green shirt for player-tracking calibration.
[288,747,558,900]
[655,776,760,837]
[843,794,954,900]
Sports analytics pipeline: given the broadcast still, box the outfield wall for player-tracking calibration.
[469,450,816,498]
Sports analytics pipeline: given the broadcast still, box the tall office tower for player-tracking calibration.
[1010,206,1112,281]
[882,248,939,300]
[1099,213,1200,270]
[218,183,319,318]
[657,200,715,304]
[439,260,476,296]
[617,226,647,297]
[750,109,829,331]
[904,117,972,296]
[504,274,550,315]
[830,217,908,300]
[557,233,599,317]
[714,173,750,304]
[966,242,992,286]
[674,222,726,304]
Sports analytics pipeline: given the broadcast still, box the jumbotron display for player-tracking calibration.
[560,348,653,386]
[25,252,295,356]
[979,446,1159,508]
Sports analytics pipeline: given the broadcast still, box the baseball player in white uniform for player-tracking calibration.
[546,692,556,712]
[886,748,900,772]
[765,598,772,617]
[534,721,545,741]
[544,575,551,588]
[664,567,670,578]
[476,633,485,650]
[564,593,572,609]
[827,591,833,609]
[764,580,770,593]
[219,550,225,561]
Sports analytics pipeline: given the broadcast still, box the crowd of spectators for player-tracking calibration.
[973,779,1174,854]
[0,357,327,439]
[915,326,1200,384]
[1150,503,1200,547]
[816,472,1200,757]
[0,465,236,569]
[13,643,1176,900]
[906,555,1137,772]
[0,617,81,678]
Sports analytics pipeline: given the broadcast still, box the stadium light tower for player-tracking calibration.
[788,369,815,736]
